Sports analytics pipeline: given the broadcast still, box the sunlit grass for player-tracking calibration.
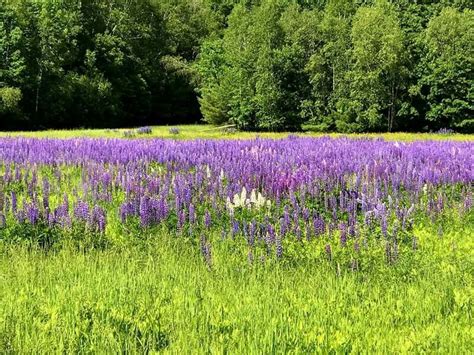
[1,124,472,141]
[0,218,472,353]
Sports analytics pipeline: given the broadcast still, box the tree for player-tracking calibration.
[0,3,25,121]
[337,0,405,132]
[420,7,473,131]
[197,0,309,131]
[304,0,356,131]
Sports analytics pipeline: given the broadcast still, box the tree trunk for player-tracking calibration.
[35,66,43,115]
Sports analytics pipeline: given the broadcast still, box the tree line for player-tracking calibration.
[1,0,473,132]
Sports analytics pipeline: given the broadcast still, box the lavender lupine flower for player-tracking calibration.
[74,201,90,222]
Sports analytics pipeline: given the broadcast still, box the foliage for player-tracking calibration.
[0,0,472,132]
[420,7,474,132]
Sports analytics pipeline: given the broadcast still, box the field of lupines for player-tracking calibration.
[0,135,473,352]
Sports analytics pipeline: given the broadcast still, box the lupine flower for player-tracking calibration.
[247,249,254,264]
[90,205,106,233]
[275,234,283,258]
[339,222,347,247]
[204,210,212,228]
[231,219,240,238]
[325,244,332,261]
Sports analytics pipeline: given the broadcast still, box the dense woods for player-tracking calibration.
[1,0,473,132]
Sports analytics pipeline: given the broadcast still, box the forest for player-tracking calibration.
[1,0,473,132]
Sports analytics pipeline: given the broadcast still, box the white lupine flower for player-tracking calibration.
[226,187,271,212]
[226,196,234,211]
[240,187,247,205]
[250,189,257,204]
[233,193,241,207]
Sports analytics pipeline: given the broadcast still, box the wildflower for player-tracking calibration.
[325,244,332,261]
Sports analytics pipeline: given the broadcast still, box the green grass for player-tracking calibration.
[1,219,472,353]
[1,124,473,141]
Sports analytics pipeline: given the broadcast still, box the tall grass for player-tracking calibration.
[0,218,472,353]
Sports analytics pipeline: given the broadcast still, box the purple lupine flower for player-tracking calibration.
[350,259,358,272]
[325,244,332,261]
[200,234,207,256]
[200,235,212,268]
[139,195,151,227]
[42,178,50,211]
[119,202,129,223]
[204,210,212,229]
[266,224,276,244]
[302,207,310,222]
[339,222,347,247]
[90,205,106,233]
[283,205,290,229]
[178,209,186,230]
[354,241,360,253]
[385,242,391,263]
[231,219,239,239]
[26,203,40,225]
[276,234,283,259]
[11,192,17,214]
[249,219,257,246]
[188,203,195,224]
[74,200,90,222]
[279,217,287,238]
[247,249,254,264]
[437,225,443,238]
[392,240,399,262]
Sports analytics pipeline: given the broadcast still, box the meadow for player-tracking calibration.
[0,127,472,353]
